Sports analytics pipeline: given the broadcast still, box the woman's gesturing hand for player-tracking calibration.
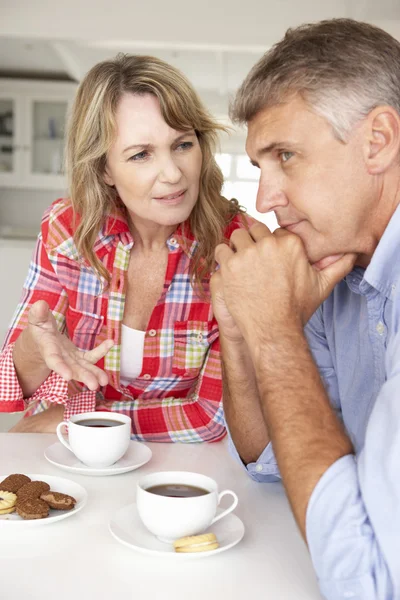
[27,300,114,390]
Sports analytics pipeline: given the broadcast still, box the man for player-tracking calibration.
[212,19,400,600]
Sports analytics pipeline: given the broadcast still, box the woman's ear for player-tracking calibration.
[103,166,114,186]
[364,106,400,175]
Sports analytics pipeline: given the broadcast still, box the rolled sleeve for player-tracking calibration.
[0,342,70,414]
[0,343,25,412]
[306,455,393,600]
[227,429,281,482]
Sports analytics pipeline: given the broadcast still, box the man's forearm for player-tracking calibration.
[13,327,50,397]
[221,334,270,463]
[251,326,353,538]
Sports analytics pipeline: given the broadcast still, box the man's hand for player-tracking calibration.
[210,271,244,343]
[215,222,356,345]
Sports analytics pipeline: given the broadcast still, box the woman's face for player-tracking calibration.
[104,93,203,229]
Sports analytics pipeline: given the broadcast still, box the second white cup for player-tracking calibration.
[136,470,238,543]
[56,411,131,468]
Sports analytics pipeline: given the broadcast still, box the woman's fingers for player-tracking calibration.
[83,339,114,364]
[28,300,52,327]
[28,303,113,390]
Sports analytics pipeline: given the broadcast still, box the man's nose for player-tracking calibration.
[256,177,288,213]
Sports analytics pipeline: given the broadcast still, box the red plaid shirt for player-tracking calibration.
[0,198,253,442]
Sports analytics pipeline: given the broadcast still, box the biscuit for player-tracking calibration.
[40,491,76,511]
[0,474,31,493]
[16,481,51,502]
[173,532,219,553]
[0,490,17,514]
[15,497,50,520]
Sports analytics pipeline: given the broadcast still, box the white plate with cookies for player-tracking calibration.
[0,473,87,527]
[108,502,245,559]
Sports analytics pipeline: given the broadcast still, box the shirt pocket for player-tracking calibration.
[65,306,104,351]
[172,320,219,377]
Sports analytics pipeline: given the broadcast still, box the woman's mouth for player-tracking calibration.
[154,190,186,205]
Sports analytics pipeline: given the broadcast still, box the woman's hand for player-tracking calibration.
[26,300,113,390]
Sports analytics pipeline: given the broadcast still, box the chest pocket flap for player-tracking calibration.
[172,320,219,377]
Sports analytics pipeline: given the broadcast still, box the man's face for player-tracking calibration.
[246,95,380,265]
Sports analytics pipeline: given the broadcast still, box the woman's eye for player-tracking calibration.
[177,141,193,151]
[280,151,294,163]
[130,151,148,161]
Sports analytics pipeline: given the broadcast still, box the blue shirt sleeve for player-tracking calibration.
[306,318,400,599]
[227,430,281,482]
[305,307,342,421]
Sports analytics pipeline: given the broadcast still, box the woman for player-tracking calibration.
[0,54,252,441]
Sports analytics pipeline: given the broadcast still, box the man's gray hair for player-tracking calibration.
[230,19,400,141]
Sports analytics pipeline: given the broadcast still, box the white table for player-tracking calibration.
[0,433,322,600]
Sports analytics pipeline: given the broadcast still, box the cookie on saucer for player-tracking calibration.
[16,481,50,502]
[40,491,76,510]
[0,490,17,514]
[15,497,50,520]
[173,532,219,553]
[0,474,31,493]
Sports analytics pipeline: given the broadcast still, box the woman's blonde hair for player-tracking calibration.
[66,53,244,292]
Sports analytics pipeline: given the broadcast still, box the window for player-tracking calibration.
[215,153,278,231]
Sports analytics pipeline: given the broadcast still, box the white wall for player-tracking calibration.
[1,1,349,45]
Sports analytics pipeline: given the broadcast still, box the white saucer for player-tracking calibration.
[44,440,152,476]
[0,474,87,527]
[109,503,245,559]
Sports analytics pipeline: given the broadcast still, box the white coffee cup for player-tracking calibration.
[56,411,131,468]
[136,470,238,543]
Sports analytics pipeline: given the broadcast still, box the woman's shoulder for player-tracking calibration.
[40,197,76,249]
[223,210,260,237]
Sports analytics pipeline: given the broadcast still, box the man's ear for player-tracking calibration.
[364,106,400,175]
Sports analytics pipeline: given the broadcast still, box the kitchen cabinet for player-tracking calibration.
[0,79,77,190]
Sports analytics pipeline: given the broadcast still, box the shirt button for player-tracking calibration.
[148,329,157,337]
[197,332,204,342]
[376,321,385,335]
[143,374,151,380]
[255,464,263,473]
[170,237,178,246]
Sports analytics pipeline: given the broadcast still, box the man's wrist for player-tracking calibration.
[249,322,306,376]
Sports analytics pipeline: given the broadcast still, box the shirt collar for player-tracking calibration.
[49,198,198,260]
[351,203,400,299]
[99,207,197,258]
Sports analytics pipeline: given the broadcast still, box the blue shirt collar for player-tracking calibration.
[345,203,400,299]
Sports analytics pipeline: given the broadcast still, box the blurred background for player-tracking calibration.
[1,0,399,428]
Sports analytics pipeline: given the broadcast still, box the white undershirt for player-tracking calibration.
[120,324,146,386]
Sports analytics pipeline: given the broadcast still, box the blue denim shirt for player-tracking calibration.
[229,203,400,599]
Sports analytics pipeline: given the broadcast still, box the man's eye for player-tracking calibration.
[280,151,294,163]
[130,151,148,161]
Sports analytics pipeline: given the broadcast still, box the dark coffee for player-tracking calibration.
[146,484,209,498]
[76,418,124,428]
